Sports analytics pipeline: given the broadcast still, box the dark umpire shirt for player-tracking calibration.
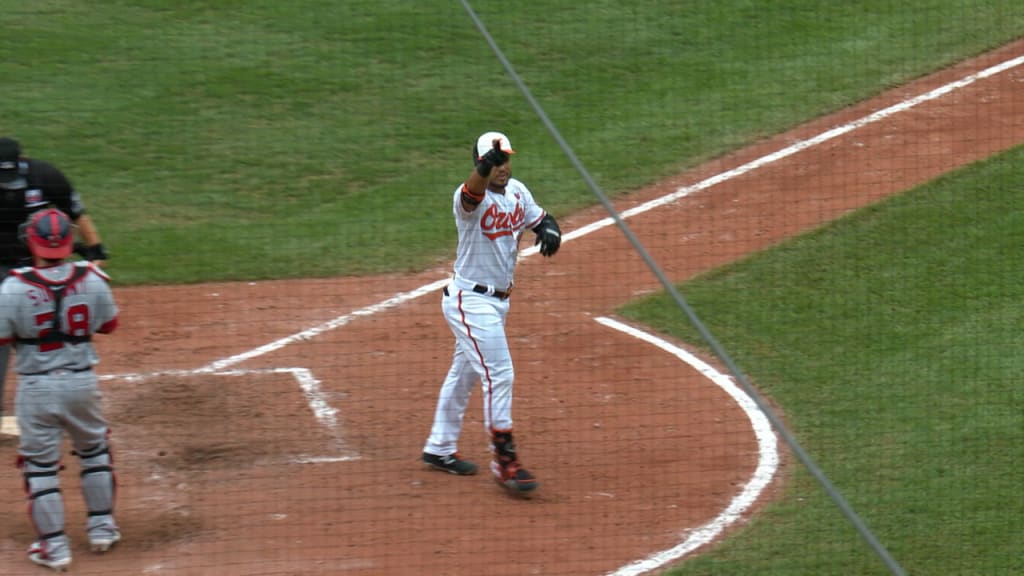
[0,159,85,268]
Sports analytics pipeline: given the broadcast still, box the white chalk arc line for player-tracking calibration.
[594,316,779,576]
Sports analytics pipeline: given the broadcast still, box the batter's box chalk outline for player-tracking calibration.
[99,367,358,464]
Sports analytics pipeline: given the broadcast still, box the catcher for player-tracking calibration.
[0,207,120,571]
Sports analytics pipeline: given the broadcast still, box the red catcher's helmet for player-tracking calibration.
[24,208,74,260]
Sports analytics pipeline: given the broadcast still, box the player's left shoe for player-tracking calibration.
[491,460,539,497]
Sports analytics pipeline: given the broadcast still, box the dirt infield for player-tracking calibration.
[1,40,1022,575]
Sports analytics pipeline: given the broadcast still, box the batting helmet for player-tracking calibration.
[472,131,515,164]
[22,207,74,260]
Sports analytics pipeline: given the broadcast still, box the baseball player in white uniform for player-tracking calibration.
[422,131,561,497]
[0,208,120,571]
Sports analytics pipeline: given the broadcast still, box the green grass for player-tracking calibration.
[621,147,1024,575]
[1,1,1021,283]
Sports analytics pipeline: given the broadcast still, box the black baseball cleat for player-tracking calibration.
[491,460,539,497]
[422,452,478,475]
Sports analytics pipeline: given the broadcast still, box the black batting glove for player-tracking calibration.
[475,140,510,178]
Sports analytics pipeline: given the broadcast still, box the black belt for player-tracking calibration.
[19,366,92,377]
[444,284,511,300]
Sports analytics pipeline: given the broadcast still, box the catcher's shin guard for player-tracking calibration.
[76,443,117,532]
[19,457,68,545]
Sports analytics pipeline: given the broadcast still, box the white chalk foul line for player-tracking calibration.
[199,278,450,372]
[558,53,1024,245]
[594,317,779,576]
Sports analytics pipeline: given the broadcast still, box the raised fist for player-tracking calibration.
[476,139,510,177]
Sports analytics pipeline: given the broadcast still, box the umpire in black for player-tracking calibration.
[0,136,109,433]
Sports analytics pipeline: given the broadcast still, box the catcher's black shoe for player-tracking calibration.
[422,452,478,475]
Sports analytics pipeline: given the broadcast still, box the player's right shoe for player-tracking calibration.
[422,452,478,475]
[28,541,72,572]
[88,528,121,553]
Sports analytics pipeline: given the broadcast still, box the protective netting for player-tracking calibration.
[0,2,1021,575]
